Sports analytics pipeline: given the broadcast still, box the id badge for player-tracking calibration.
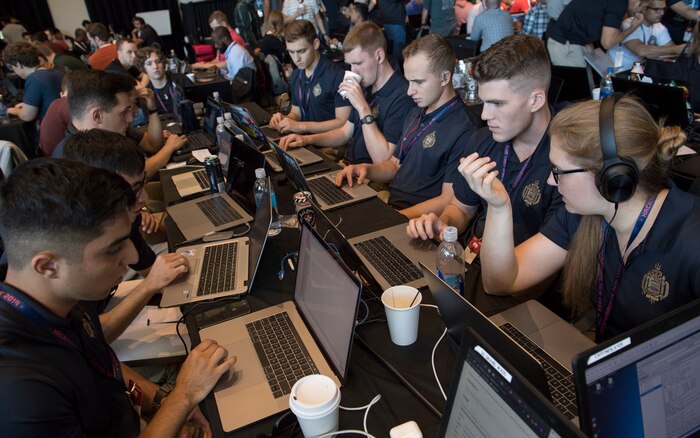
[614,50,624,69]
[126,379,143,417]
[684,26,693,43]
[464,236,481,265]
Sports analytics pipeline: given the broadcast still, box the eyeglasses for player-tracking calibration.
[550,165,587,184]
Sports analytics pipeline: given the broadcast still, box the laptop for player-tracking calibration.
[572,298,700,437]
[160,183,272,308]
[199,221,362,432]
[438,324,585,438]
[269,141,376,210]
[611,76,691,128]
[422,263,596,421]
[584,47,617,77]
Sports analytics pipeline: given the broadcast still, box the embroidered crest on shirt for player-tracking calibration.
[422,131,436,148]
[641,263,669,303]
[372,105,379,118]
[313,83,322,97]
[522,180,542,206]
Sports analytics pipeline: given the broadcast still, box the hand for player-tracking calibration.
[7,103,23,116]
[269,112,285,130]
[163,129,172,139]
[407,212,445,241]
[279,133,306,150]
[335,164,367,187]
[140,211,160,234]
[178,406,212,438]
[295,5,306,17]
[136,87,157,112]
[337,79,368,113]
[277,117,303,133]
[143,253,190,291]
[457,152,510,209]
[631,12,643,28]
[171,339,237,407]
[164,134,187,153]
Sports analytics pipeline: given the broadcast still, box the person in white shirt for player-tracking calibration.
[282,0,329,43]
[467,2,487,34]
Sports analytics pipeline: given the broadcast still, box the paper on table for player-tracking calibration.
[677,145,697,156]
[192,149,212,162]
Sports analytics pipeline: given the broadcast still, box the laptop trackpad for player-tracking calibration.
[214,339,266,394]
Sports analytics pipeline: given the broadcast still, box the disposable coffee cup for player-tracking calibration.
[591,87,601,100]
[339,71,363,97]
[382,285,422,346]
[289,374,341,438]
[186,73,196,83]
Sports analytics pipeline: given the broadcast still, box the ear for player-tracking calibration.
[313,38,321,51]
[375,48,384,64]
[440,70,451,86]
[31,252,60,279]
[89,106,103,126]
[530,88,546,113]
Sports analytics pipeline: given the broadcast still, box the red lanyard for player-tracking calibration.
[397,95,460,164]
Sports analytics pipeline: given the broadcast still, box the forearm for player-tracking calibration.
[362,125,393,163]
[400,184,454,219]
[145,146,176,178]
[144,114,164,152]
[304,124,351,148]
[480,202,519,295]
[365,160,399,184]
[140,390,194,438]
[300,117,347,133]
[421,9,429,25]
[99,281,161,343]
[634,43,684,58]
[440,203,473,234]
[121,363,159,413]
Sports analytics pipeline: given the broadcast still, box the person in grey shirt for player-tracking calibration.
[422,0,458,36]
[547,0,571,21]
[470,0,514,52]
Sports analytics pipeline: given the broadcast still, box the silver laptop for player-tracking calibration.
[160,185,272,308]
[171,128,236,197]
[422,263,595,422]
[270,141,376,210]
[200,221,362,432]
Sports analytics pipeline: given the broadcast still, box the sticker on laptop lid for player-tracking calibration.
[586,337,632,366]
[180,249,196,257]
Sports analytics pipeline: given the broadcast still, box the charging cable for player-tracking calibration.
[317,431,375,438]
[357,298,370,325]
[278,252,298,280]
[420,304,448,400]
[314,395,381,438]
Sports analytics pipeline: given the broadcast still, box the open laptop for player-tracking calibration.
[199,221,362,432]
[269,141,376,210]
[422,263,596,421]
[611,76,691,128]
[160,184,272,308]
[572,298,700,437]
[438,324,585,438]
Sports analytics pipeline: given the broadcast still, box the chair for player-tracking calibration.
[0,140,28,178]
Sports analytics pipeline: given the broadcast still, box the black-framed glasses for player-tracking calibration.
[550,165,588,184]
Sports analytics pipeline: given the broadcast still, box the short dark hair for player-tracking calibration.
[67,70,136,120]
[2,42,41,68]
[82,20,91,27]
[284,19,316,44]
[63,129,146,176]
[473,34,551,94]
[116,38,134,51]
[30,32,49,42]
[87,22,110,43]
[0,158,135,267]
[211,26,232,47]
[402,34,455,76]
[132,16,145,25]
[134,46,163,72]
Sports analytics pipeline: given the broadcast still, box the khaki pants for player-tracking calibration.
[547,38,587,68]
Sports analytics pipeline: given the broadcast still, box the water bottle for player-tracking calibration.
[169,49,179,73]
[212,91,223,114]
[0,95,8,124]
[599,67,615,100]
[452,59,466,91]
[215,116,225,147]
[253,168,282,236]
[436,226,465,296]
[465,62,481,105]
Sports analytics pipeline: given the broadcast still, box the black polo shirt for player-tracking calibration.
[104,59,140,80]
[661,0,694,44]
[290,56,350,123]
[378,0,407,25]
[52,125,144,158]
[345,71,414,164]
[149,73,189,115]
[548,0,627,46]
[450,126,563,245]
[540,184,700,341]
[0,283,140,436]
[389,97,480,208]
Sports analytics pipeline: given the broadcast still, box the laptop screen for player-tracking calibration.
[573,299,700,437]
[246,181,272,292]
[224,127,265,210]
[269,141,313,194]
[294,222,361,382]
[228,105,267,144]
[440,328,583,438]
[203,96,224,133]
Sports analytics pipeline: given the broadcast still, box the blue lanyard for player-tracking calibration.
[0,289,125,386]
[596,195,657,339]
[397,95,460,164]
[500,143,534,195]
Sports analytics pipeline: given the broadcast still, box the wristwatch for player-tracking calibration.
[360,115,376,126]
[151,383,173,413]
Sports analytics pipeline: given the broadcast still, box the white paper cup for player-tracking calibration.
[186,73,196,83]
[339,71,362,97]
[382,286,422,346]
[592,87,601,100]
[289,375,341,438]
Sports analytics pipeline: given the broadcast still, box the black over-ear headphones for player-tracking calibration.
[596,93,639,203]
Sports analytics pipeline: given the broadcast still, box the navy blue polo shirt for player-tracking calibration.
[389,96,480,208]
[450,127,563,245]
[540,184,700,341]
[345,71,415,164]
[290,56,350,123]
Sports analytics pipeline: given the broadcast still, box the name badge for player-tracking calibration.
[126,379,143,417]
[464,236,481,265]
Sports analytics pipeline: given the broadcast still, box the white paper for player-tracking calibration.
[191,149,212,162]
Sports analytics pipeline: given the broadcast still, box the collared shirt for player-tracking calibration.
[379,0,408,24]
[423,0,458,36]
[345,71,415,164]
[548,0,627,46]
[470,8,514,52]
[389,98,479,208]
[223,41,255,81]
[105,58,141,80]
[540,184,700,341]
[450,125,563,245]
[522,4,550,39]
[23,69,64,122]
[289,56,350,123]
[0,283,140,436]
[607,19,673,71]
[546,0,571,21]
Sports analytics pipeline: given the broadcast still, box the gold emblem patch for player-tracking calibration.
[641,263,670,303]
[313,83,322,97]
[522,180,542,206]
[423,131,436,148]
[372,105,379,118]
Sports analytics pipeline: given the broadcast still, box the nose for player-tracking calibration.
[124,239,139,266]
[407,83,417,97]
[481,104,494,121]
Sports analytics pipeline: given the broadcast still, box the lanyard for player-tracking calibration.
[154,82,176,114]
[500,143,534,195]
[596,195,657,338]
[0,289,125,386]
[297,67,316,120]
[397,95,460,164]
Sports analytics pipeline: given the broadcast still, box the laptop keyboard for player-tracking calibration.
[197,242,239,296]
[308,177,352,205]
[182,131,214,153]
[193,169,210,189]
[354,236,423,286]
[196,197,243,227]
[499,322,578,419]
[246,312,319,398]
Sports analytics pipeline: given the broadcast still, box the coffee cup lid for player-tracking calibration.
[289,375,340,418]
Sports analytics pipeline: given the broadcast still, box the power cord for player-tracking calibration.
[317,430,376,438]
[278,252,298,280]
[357,298,370,325]
[175,296,243,354]
[339,394,381,435]
[421,303,448,400]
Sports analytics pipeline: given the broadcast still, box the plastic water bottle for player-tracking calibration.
[215,116,225,147]
[212,91,222,114]
[169,49,180,73]
[452,59,466,91]
[599,67,615,100]
[436,226,465,295]
[465,62,480,105]
[0,95,8,124]
[253,168,282,236]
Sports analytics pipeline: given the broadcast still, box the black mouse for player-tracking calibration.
[186,157,199,165]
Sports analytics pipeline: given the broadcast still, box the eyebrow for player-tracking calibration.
[102,233,132,251]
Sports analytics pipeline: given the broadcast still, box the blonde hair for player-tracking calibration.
[268,11,284,37]
[549,97,685,317]
[342,21,386,55]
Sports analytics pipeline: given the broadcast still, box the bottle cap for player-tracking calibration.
[443,226,458,242]
[216,116,224,124]
[607,67,614,73]
[213,91,220,99]
[224,112,232,120]
[255,168,267,179]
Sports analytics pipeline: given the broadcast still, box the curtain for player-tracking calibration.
[2,0,55,34]
[180,0,238,42]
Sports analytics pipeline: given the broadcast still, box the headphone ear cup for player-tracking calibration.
[596,157,639,203]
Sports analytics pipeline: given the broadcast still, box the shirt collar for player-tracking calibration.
[642,183,693,252]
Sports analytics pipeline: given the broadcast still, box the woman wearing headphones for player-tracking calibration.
[457,95,700,342]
